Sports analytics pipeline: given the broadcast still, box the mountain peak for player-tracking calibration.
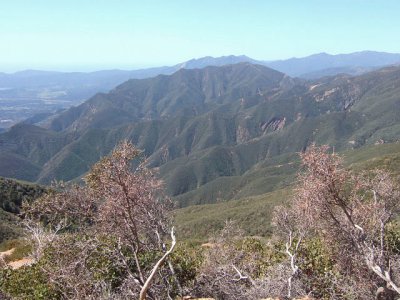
[176,55,256,70]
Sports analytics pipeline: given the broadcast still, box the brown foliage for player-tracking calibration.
[23,140,178,299]
[23,182,96,230]
[194,221,253,299]
[86,141,171,255]
[194,221,302,300]
[274,144,400,298]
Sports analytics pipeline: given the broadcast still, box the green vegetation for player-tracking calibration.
[0,177,45,243]
[0,177,45,214]
[0,262,59,300]
[344,142,400,173]
[174,142,400,241]
[0,209,23,243]
[1,64,400,211]
[174,188,291,241]
[0,140,400,298]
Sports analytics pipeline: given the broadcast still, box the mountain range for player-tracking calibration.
[3,51,400,85]
[1,51,399,129]
[1,61,400,207]
[266,51,400,77]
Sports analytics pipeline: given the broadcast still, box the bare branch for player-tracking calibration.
[139,227,176,300]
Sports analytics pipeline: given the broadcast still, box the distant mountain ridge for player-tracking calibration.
[2,51,400,89]
[0,55,257,91]
[265,51,400,77]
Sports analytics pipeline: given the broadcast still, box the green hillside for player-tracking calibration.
[1,142,400,244]
[0,64,399,208]
[174,188,292,241]
[174,142,400,241]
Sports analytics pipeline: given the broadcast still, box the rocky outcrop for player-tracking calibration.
[236,125,252,143]
[260,117,286,133]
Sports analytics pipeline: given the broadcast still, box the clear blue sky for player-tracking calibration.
[1,0,399,71]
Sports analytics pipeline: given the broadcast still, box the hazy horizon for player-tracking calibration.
[1,0,400,72]
[2,50,400,74]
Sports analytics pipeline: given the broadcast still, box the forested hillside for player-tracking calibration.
[0,63,400,207]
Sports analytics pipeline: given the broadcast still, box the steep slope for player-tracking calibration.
[0,124,74,181]
[2,52,399,130]
[0,56,258,130]
[0,64,400,207]
[47,63,286,132]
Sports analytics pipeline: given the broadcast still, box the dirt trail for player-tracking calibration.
[0,248,15,258]
[8,258,33,269]
[0,248,33,269]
